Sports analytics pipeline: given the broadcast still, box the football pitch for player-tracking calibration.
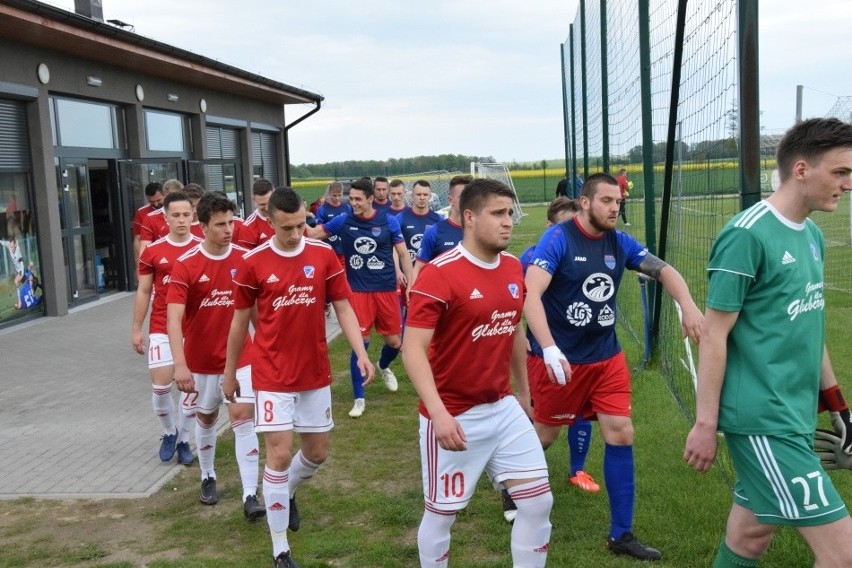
[1,204,850,567]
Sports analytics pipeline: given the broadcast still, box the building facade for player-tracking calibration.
[0,0,322,328]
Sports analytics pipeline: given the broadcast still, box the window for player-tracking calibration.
[53,98,120,149]
[145,110,186,152]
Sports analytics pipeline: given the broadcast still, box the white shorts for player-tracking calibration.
[187,373,224,414]
[147,333,173,369]
[232,365,255,405]
[420,395,548,512]
[254,387,334,434]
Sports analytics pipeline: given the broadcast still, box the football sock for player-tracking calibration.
[418,509,456,568]
[231,418,259,499]
[151,384,175,434]
[509,480,553,568]
[350,340,369,399]
[195,418,217,480]
[713,539,759,567]
[177,404,194,444]
[568,420,593,476]
[378,344,400,369]
[604,443,635,539]
[288,450,321,496]
[263,466,290,556]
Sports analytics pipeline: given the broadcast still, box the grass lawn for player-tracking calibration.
[1,204,850,567]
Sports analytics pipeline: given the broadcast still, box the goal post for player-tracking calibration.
[470,162,525,224]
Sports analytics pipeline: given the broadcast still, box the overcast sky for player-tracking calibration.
[39,0,852,165]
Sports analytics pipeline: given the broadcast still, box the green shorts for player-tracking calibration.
[725,432,848,527]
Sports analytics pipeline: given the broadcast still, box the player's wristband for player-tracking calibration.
[820,385,849,413]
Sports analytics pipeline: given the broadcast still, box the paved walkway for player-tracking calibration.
[0,293,341,500]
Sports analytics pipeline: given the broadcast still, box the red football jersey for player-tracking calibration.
[233,237,351,392]
[140,209,169,242]
[133,204,155,237]
[406,246,525,417]
[138,235,203,334]
[167,243,251,374]
[236,210,273,249]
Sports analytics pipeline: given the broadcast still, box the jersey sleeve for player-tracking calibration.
[132,209,146,236]
[232,256,259,310]
[166,260,190,305]
[140,217,156,241]
[138,246,156,276]
[321,213,346,236]
[325,249,352,301]
[705,226,761,312]
[416,225,438,263]
[406,263,450,329]
[387,215,404,245]
[616,231,649,270]
[528,224,567,276]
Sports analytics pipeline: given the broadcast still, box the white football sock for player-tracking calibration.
[417,508,456,567]
[288,450,321,496]
[231,418,259,499]
[195,418,217,480]
[509,480,553,568]
[151,384,175,434]
[263,466,290,556]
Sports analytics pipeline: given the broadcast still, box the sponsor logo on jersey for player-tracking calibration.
[411,234,423,250]
[566,301,592,326]
[303,265,315,278]
[198,274,210,283]
[328,234,338,242]
[781,251,796,265]
[604,254,616,270]
[469,288,483,299]
[366,256,385,270]
[161,274,170,285]
[159,257,169,264]
[349,255,364,270]
[354,236,377,254]
[371,226,382,236]
[787,281,824,321]
[266,274,280,283]
[508,283,520,299]
[471,309,518,341]
[268,502,286,511]
[597,304,615,326]
[582,272,615,302]
[200,288,235,308]
[533,258,549,270]
[442,241,455,246]
[574,256,587,262]
[349,226,359,231]
[810,242,820,261]
[272,284,318,310]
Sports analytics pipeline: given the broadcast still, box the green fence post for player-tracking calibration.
[600,0,610,174]
[580,0,589,178]
[738,1,761,210]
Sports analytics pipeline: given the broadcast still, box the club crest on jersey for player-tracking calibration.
[303,265,315,278]
[231,269,237,278]
[810,243,820,261]
[582,272,615,302]
[354,236,377,254]
[508,283,520,299]
[604,254,616,270]
[371,227,381,237]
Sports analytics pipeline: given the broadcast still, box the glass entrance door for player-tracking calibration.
[117,160,181,288]
[56,159,97,303]
[187,160,244,216]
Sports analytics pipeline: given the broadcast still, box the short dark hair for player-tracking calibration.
[183,183,205,200]
[389,179,405,189]
[267,187,304,215]
[252,178,274,196]
[449,174,473,188]
[163,190,190,210]
[459,178,516,218]
[196,191,236,225]
[412,179,431,190]
[581,173,619,199]
[374,176,388,184]
[776,118,852,182]
[145,182,163,197]
[547,196,580,223]
[350,178,374,197]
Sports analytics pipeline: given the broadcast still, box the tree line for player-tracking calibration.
[291,154,495,180]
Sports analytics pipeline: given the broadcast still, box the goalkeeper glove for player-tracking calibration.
[542,345,569,386]
[821,385,852,455]
[814,429,852,470]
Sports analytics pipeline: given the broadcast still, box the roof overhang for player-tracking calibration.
[0,0,323,106]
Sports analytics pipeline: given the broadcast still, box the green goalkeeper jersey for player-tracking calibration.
[706,200,826,435]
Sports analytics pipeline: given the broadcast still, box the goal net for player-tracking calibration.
[470,162,525,224]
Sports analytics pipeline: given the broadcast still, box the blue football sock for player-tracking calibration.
[603,443,635,540]
[378,344,400,370]
[350,340,370,399]
[567,420,593,477]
